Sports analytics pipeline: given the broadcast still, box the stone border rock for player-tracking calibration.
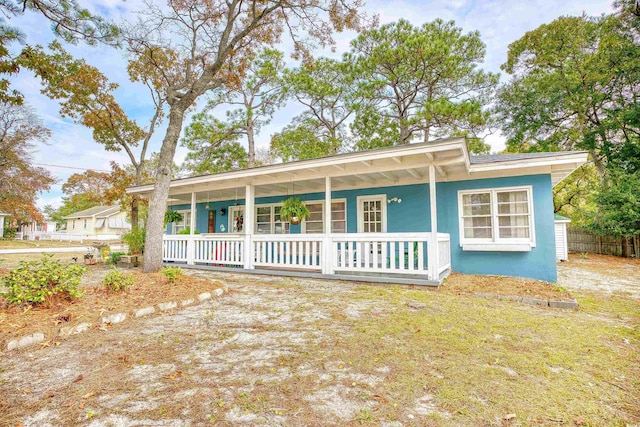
[473,292,578,310]
[6,286,227,351]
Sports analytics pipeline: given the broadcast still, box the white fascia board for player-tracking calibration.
[469,153,588,173]
[127,138,468,195]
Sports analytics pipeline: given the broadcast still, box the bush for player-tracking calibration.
[123,227,145,254]
[176,227,200,235]
[102,268,135,292]
[3,225,16,239]
[106,252,125,266]
[161,265,184,283]
[1,254,86,305]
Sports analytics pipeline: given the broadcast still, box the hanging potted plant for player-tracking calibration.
[280,197,310,225]
[164,210,183,225]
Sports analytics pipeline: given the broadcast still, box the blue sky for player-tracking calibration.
[10,0,613,211]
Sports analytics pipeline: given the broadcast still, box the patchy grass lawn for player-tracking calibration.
[0,265,637,426]
[0,240,91,249]
[441,272,573,300]
[0,252,91,269]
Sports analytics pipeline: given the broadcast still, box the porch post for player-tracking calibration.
[428,165,440,281]
[244,184,255,270]
[187,191,197,265]
[323,176,333,274]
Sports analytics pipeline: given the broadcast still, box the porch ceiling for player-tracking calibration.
[146,139,469,203]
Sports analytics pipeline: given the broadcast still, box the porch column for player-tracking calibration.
[244,184,255,270]
[428,165,440,281]
[187,191,197,265]
[323,176,333,274]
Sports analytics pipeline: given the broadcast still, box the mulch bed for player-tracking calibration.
[0,267,223,349]
[440,272,573,300]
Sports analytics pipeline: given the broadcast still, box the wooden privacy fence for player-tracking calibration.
[567,226,640,258]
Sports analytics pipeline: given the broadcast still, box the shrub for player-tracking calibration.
[176,227,200,235]
[102,268,135,292]
[107,252,125,265]
[162,265,184,283]
[123,227,145,254]
[1,254,86,305]
[3,225,16,239]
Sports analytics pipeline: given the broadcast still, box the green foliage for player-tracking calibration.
[270,117,342,162]
[176,227,200,235]
[107,252,125,266]
[2,224,16,239]
[181,49,285,172]
[161,266,184,284]
[279,197,310,224]
[164,210,183,225]
[348,19,498,148]
[102,268,135,292]
[588,169,640,237]
[1,254,86,305]
[552,164,599,227]
[123,227,145,254]
[496,12,640,174]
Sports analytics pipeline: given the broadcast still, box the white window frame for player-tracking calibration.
[357,195,387,233]
[457,185,536,252]
[172,210,191,234]
[301,198,347,234]
[254,203,290,235]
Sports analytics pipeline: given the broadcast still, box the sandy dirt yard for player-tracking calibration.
[0,257,638,426]
[558,253,640,298]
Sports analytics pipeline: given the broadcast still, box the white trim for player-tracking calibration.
[457,185,535,251]
[357,195,387,233]
[172,209,191,234]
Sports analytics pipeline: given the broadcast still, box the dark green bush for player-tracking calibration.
[107,252,125,265]
[1,254,86,305]
[102,268,135,292]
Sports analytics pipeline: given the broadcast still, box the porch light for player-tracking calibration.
[220,208,227,216]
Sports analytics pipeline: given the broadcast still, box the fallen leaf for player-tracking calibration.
[78,402,85,409]
[73,375,83,383]
[574,416,586,426]
[503,413,516,420]
[62,400,74,408]
[46,391,55,399]
[81,391,95,399]
[23,389,31,393]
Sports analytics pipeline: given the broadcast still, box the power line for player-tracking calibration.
[33,162,110,172]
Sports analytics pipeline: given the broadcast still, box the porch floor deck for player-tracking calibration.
[165,262,449,287]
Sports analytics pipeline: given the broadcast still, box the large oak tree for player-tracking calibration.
[125,0,370,272]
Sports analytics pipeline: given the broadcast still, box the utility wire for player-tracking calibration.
[33,162,110,172]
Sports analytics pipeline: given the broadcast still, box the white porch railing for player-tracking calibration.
[331,233,431,276]
[252,234,324,270]
[194,234,244,266]
[438,233,451,274]
[162,232,451,281]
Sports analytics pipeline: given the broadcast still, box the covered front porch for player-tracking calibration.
[149,140,470,285]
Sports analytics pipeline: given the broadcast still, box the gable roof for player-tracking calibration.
[126,138,589,202]
[62,205,121,219]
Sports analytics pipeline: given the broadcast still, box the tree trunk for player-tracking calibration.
[130,195,139,230]
[247,122,255,168]
[143,107,185,273]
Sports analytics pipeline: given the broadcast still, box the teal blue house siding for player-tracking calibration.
[436,174,557,282]
[165,174,556,282]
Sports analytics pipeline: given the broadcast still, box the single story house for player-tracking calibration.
[127,138,587,285]
[19,220,58,240]
[61,205,131,240]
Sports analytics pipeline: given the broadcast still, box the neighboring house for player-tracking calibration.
[19,220,58,240]
[0,212,8,238]
[127,137,587,285]
[61,205,131,240]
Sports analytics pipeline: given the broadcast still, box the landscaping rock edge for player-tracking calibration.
[473,292,578,309]
[6,286,227,351]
